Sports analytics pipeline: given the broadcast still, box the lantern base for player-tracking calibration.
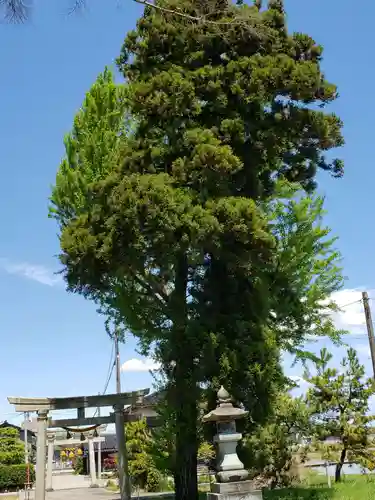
[216,469,249,482]
[207,480,262,500]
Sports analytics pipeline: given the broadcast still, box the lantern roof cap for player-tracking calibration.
[202,386,248,423]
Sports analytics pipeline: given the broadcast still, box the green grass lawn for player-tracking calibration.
[263,478,375,499]
[199,476,375,500]
[249,477,375,500]
[113,475,375,499]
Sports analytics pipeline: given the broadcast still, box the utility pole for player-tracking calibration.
[362,291,375,378]
[24,412,29,464]
[114,329,121,394]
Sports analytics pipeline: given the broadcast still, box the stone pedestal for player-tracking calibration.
[214,432,248,482]
[207,481,262,500]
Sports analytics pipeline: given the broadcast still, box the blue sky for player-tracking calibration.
[0,0,373,424]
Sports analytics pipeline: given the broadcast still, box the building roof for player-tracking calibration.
[81,434,117,452]
[0,420,36,436]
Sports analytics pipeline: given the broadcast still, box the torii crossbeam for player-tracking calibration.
[8,389,150,500]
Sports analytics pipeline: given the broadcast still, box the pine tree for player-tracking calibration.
[242,393,310,488]
[50,2,344,498]
[305,348,375,482]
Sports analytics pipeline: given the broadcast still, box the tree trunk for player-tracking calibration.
[335,448,347,482]
[170,254,199,500]
[173,373,199,500]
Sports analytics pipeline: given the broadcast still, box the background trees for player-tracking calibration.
[126,419,163,493]
[305,348,375,482]
[0,427,24,466]
[50,1,344,499]
[0,427,34,492]
[242,392,311,488]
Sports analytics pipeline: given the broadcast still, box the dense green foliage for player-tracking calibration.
[305,348,375,482]
[0,427,35,492]
[126,418,163,492]
[50,1,344,498]
[0,464,35,491]
[242,393,310,488]
[0,427,24,466]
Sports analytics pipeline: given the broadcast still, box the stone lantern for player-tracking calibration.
[203,386,262,500]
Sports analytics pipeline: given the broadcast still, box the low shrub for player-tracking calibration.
[145,467,163,492]
[106,479,118,492]
[0,464,35,492]
[73,456,84,475]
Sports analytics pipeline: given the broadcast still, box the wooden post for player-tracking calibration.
[362,291,375,378]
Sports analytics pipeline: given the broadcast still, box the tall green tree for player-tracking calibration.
[305,348,375,482]
[50,2,344,498]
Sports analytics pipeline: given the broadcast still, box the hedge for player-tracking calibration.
[0,464,35,491]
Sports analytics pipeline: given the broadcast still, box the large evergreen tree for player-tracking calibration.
[50,2,344,498]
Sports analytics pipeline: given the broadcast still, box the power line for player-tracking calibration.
[102,361,115,396]
[0,412,23,424]
[92,340,116,418]
[102,340,116,395]
[335,297,375,310]
[338,299,363,309]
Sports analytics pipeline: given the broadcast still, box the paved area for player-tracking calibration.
[19,489,114,500]
[49,474,95,490]
[20,489,173,500]
[48,489,117,500]
[17,473,174,500]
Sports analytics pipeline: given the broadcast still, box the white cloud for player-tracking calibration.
[329,288,373,335]
[0,258,62,287]
[288,375,310,387]
[121,358,161,373]
[355,344,371,357]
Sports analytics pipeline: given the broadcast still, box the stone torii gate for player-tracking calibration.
[45,431,105,490]
[8,389,149,500]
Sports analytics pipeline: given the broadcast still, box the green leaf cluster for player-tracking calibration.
[0,427,25,466]
[126,418,163,492]
[305,348,375,481]
[0,464,35,492]
[242,393,311,488]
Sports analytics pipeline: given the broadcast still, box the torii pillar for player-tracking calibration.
[114,404,131,500]
[35,410,49,500]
